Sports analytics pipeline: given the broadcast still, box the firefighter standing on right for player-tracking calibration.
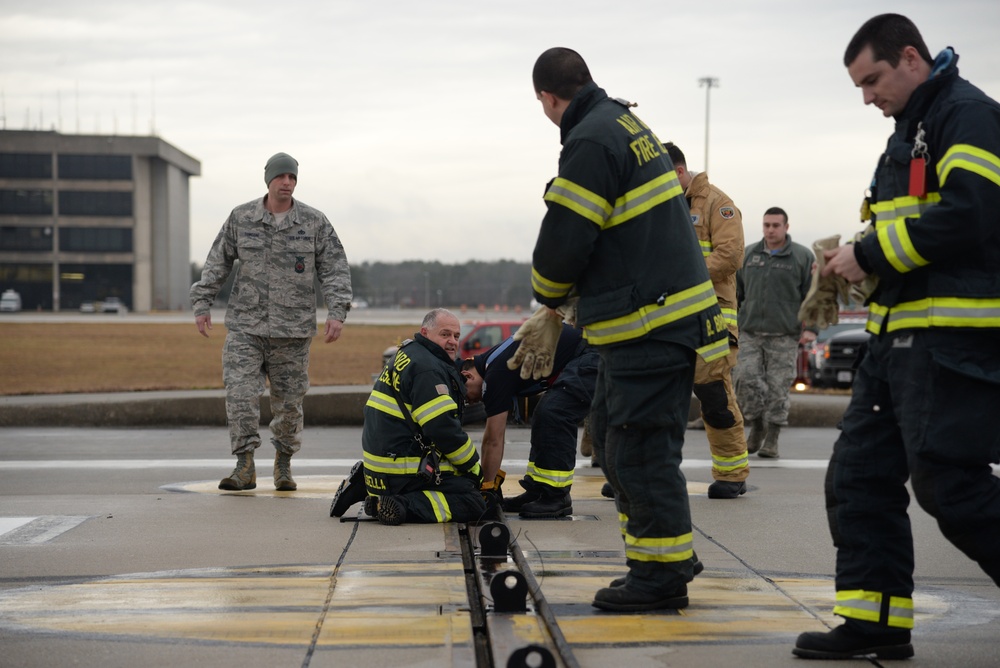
[793,13,1000,661]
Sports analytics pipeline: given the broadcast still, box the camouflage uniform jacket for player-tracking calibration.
[685,171,744,337]
[190,197,352,338]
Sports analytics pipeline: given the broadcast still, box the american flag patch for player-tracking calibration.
[435,384,450,395]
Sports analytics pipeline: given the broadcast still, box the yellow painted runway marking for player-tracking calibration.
[0,563,475,648]
[526,561,952,645]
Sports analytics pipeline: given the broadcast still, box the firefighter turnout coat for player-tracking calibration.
[362,334,482,515]
[858,48,1000,338]
[530,82,728,362]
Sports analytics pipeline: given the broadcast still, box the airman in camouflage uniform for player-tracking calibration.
[190,152,352,491]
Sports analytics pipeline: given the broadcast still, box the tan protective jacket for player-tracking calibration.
[686,172,743,337]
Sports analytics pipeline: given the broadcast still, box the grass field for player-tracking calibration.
[0,322,418,396]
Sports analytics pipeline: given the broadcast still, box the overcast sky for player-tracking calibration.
[3,0,999,267]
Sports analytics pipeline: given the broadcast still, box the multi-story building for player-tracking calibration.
[0,130,200,312]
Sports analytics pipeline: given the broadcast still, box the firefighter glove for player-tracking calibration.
[847,224,879,304]
[507,307,562,380]
[798,235,850,329]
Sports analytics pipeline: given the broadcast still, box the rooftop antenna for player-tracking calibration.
[150,76,156,136]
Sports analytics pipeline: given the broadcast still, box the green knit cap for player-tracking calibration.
[264,152,298,185]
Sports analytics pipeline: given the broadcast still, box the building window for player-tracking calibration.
[0,189,54,215]
[58,191,133,217]
[59,227,133,253]
[0,153,53,179]
[0,225,54,251]
[58,154,132,180]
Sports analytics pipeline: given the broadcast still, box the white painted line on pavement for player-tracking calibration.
[0,458,833,470]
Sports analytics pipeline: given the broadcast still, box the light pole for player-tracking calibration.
[698,77,719,172]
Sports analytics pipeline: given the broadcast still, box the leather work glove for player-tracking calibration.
[798,235,851,329]
[507,307,563,380]
[555,295,579,327]
[847,224,879,304]
[480,469,505,499]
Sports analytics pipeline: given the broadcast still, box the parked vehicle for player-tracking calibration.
[79,301,97,313]
[815,328,870,388]
[457,320,525,359]
[0,289,22,312]
[100,297,127,314]
[380,318,527,369]
[795,311,868,387]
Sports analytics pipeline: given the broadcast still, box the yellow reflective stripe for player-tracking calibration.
[618,511,627,537]
[444,436,478,468]
[363,450,458,475]
[365,390,404,419]
[526,462,574,488]
[363,451,422,475]
[720,307,738,327]
[605,171,684,230]
[938,143,1000,188]
[543,176,612,226]
[583,280,718,346]
[833,590,914,629]
[412,394,457,427]
[422,490,452,522]
[883,296,1000,331]
[877,219,929,273]
[866,304,888,334]
[531,266,573,300]
[624,531,694,563]
[700,239,713,257]
[697,337,730,363]
[870,193,941,228]
[712,451,749,473]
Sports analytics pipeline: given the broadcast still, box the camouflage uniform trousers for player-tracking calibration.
[733,332,799,426]
[693,345,748,482]
[222,331,312,455]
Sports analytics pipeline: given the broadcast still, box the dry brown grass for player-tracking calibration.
[0,322,417,396]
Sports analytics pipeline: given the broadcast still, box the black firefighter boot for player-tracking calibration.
[330,460,367,517]
[518,486,572,519]
[793,621,913,660]
[501,478,543,513]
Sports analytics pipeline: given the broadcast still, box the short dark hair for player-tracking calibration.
[532,47,593,100]
[663,142,686,168]
[844,13,933,68]
[764,206,788,224]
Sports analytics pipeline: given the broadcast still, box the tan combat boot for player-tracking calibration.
[747,417,766,454]
[758,424,781,459]
[274,451,297,491]
[219,451,256,490]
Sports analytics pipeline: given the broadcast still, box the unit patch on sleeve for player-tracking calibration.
[719,207,736,219]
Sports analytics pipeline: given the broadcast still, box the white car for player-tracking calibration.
[0,289,22,312]
[100,297,127,314]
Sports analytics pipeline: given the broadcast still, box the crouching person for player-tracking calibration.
[331,309,486,525]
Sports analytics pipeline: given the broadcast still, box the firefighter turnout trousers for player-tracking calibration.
[371,471,486,524]
[526,348,599,492]
[590,336,698,594]
[693,345,748,482]
[826,331,1000,630]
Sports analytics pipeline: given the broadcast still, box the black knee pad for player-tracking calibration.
[693,380,736,429]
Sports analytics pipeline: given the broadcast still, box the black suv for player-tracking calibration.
[815,328,870,388]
